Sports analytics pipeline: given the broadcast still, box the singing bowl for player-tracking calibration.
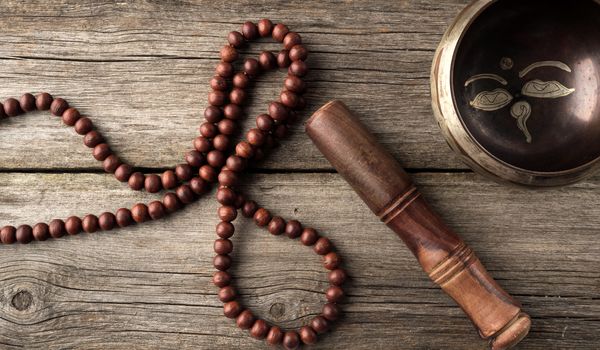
[432,0,600,186]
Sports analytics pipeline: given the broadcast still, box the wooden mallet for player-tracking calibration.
[305,100,531,350]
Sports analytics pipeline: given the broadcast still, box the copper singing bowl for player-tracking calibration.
[432,0,600,186]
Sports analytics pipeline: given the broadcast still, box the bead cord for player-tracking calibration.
[0,19,345,349]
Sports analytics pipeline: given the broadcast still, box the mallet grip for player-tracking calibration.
[305,101,530,350]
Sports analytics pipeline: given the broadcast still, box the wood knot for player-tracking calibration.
[269,302,286,319]
[11,290,33,311]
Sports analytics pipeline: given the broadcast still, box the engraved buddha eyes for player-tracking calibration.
[465,59,576,143]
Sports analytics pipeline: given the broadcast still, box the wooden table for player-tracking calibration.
[0,1,597,349]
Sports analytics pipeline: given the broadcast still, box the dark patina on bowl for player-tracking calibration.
[432,0,600,186]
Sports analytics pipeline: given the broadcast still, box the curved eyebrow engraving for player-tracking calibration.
[464,74,508,87]
[518,61,572,78]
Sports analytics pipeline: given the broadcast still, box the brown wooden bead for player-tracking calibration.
[227,31,245,48]
[189,177,207,195]
[162,193,181,213]
[158,171,176,191]
[223,104,242,120]
[266,326,284,345]
[231,88,247,105]
[204,106,222,123]
[175,164,193,182]
[49,219,65,238]
[62,107,81,126]
[289,45,308,61]
[144,174,162,193]
[223,300,242,318]
[218,118,237,135]
[311,315,329,334]
[258,19,274,37]
[19,93,36,112]
[250,319,269,339]
[199,164,217,182]
[32,223,49,241]
[329,269,347,286]
[220,45,239,63]
[35,92,53,110]
[283,32,302,50]
[300,228,319,246]
[114,164,133,182]
[214,238,233,255]
[213,271,231,288]
[314,237,333,255]
[4,98,21,117]
[241,200,258,218]
[299,326,317,345]
[213,254,232,271]
[256,114,274,132]
[277,50,291,68]
[128,172,145,191]
[280,91,299,108]
[0,103,6,119]
[326,286,344,303]
[207,150,226,168]
[210,75,228,91]
[200,122,218,138]
[235,141,254,159]
[323,252,341,270]
[98,212,116,231]
[82,215,99,233]
[268,216,285,235]
[253,208,271,227]
[212,134,230,152]
[93,143,111,161]
[103,155,121,173]
[246,128,265,146]
[16,225,33,244]
[65,216,82,235]
[74,117,93,135]
[218,169,238,187]
[216,221,234,239]
[215,62,234,78]
[233,72,250,89]
[322,303,340,321]
[241,21,258,40]
[282,331,300,350]
[186,150,205,167]
[259,51,277,70]
[269,101,288,121]
[289,61,308,77]
[1,226,16,244]
[176,184,195,204]
[50,98,68,116]
[148,201,165,220]
[217,187,236,206]
[218,285,236,302]
[218,206,237,222]
[243,58,260,77]
[131,203,150,223]
[285,220,302,239]
[226,155,246,172]
[115,208,134,227]
[236,309,255,330]
[284,75,306,93]
[83,131,104,148]
[272,23,289,42]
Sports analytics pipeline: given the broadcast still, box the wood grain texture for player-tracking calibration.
[0,0,469,171]
[0,1,598,350]
[0,172,598,349]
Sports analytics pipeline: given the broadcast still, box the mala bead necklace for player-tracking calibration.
[0,19,346,349]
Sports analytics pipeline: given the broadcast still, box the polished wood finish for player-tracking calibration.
[306,100,531,349]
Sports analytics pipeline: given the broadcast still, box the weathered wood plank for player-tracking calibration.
[0,0,470,171]
[0,172,597,349]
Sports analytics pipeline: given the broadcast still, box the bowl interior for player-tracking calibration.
[453,0,600,173]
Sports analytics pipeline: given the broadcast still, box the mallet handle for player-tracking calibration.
[305,100,530,350]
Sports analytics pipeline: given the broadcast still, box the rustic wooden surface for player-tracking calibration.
[0,1,597,349]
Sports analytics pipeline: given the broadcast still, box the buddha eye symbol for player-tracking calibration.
[465,59,576,143]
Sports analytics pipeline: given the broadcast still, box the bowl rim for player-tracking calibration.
[431,0,600,187]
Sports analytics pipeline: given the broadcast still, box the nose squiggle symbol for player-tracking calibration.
[465,58,575,143]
